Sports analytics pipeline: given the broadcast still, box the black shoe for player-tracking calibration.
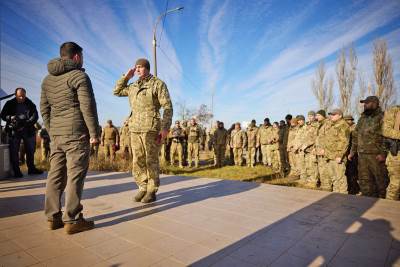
[134,191,147,202]
[141,192,156,203]
[28,168,43,175]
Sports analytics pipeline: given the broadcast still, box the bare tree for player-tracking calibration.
[175,100,194,121]
[311,61,334,111]
[373,39,396,110]
[193,104,213,126]
[336,46,357,115]
[354,70,367,117]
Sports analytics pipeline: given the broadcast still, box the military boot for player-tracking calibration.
[64,214,94,235]
[134,191,147,202]
[141,192,156,203]
[48,217,64,230]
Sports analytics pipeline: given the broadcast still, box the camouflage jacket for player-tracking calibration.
[315,119,330,153]
[257,125,279,149]
[351,108,385,155]
[324,118,350,161]
[101,125,119,144]
[293,124,307,151]
[302,121,319,152]
[230,129,247,148]
[186,124,201,143]
[212,128,228,146]
[287,126,298,151]
[114,75,173,133]
[382,105,400,140]
[246,125,259,148]
[119,125,130,147]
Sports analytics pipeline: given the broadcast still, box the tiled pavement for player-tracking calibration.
[0,171,399,267]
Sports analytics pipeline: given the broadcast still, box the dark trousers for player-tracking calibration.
[9,133,36,174]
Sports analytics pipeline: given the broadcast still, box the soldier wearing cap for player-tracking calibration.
[212,121,228,168]
[101,120,119,161]
[382,105,400,200]
[114,58,173,203]
[292,115,307,181]
[230,122,247,166]
[349,96,388,198]
[257,118,276,167]
[344,115,359,194]
[300,111,319,187]
[169,120,184,168]
[280,115,292,172]
[315,109,329,186]
[246,119,259,168]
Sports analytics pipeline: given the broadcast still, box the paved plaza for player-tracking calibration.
[0,171,399,267]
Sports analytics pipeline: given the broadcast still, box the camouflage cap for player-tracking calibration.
[328,108,343,116]
[316,110,326,117]
[296,115,305,121]
[343,115,354,121]
[360,95,379,104]
[308,111,316,116]
[107,119,112,124]
[135,58,150,70]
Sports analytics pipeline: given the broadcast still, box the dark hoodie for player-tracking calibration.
[40,58,99,138]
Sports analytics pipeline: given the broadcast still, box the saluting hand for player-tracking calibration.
[125,67,136,81]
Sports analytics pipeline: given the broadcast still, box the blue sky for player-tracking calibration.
[1,0,400,127]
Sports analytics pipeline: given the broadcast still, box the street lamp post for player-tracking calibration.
[152,6,184,76]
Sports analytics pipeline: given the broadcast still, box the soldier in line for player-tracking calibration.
[317,109,350,193]
[256,123,263,164]
[257,118,272,167]
[181,120,188,165]
[246,119,259,168]
[293,115,307,182]
[186,118,202,168]
[270,122,282,173]
[344,115,359,194]
[114,58,173,203]
[315,110,329,186]
[227,123,235,165]
[209,121,219,166]
[287,118,299,177]
[212,121,228,168]
[101,120,119,162]
[169,120,184,168]
[39,126,51,162]
[281,115,292,172]
[349,96,388,198]
[230,122,247,166]
[382,105,400,200]
[300,111,319,187]
[90,125,102,161]
[119,119,132,161]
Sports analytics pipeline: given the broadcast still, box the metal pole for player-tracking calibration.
[152,7,184,77]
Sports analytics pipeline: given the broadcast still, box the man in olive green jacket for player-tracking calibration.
[114,58,173,203]
[41,42,100,234]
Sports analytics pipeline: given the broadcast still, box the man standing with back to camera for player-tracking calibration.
[114,58,173,203]
[41,42,100,234]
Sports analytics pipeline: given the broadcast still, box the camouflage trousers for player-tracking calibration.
[103,142,116,161]
[41,142,50,162]
[358,153,389,198]
[324,160,348,193]
[45,135,90,222]
[131,132,160,193]
[386,153,400,200]
[280,147,289,171]
[233,148,243,166]
[170,142,183,167]
[159,143,166,164]
[188,142,199,167]
[262,145,281,172]
[297,152,306,182]
[261,144,273,165]
[317,156,330,187]
[288,150,299,176]
[304,152,319,186]
[247,147,257,167]
[213,144,226,168]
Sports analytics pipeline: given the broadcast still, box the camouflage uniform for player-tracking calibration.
[120,122,132,161]
[169,126,184,168]
[351,108,388,198]
[279,125,289,171]
[101,124,119,161]
[382,106,400,200]
[322,118,350,193]
[181,121,188,165]
[246,125,259,167]
[302,121,319,186]
[39,127,50,162]
[293,123,307,181]
[316,119,330,186]
[287,124,299,176]
[230,129,247,166]
[186,123,201,167]
[212,127,228,168]
[257,125,280,171]
[114,74,172,193]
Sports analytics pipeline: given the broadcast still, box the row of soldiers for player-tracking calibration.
[283,96,399,200]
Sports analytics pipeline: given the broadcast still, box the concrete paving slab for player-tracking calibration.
[0,171,399,266]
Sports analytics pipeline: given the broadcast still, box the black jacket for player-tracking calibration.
[0,97,38,136]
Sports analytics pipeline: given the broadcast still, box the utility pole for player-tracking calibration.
[152,6,184,76]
